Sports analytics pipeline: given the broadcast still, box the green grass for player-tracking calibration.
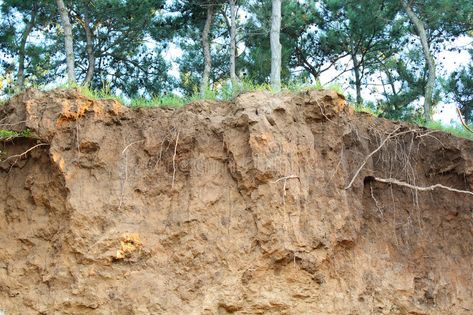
[348,102,473,141]
[129,95,185,108]
[421,121,473,141]
[71,82,473,141]
[3,80,472,142]
[0,129,31,140]
[2,79,346,109]
[352,102,381,117]
[77,85,125,104]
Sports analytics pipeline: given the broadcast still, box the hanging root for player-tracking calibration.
[345,126,406,190]
[272,175,300,204]
[345,125,473,197]
[172,131,180,189]
[369,176,473,196]
[315,98,333,122]
[0,143,49,163]
[122,140,144,155]
[370,182,384,218]
[344,126,442,190]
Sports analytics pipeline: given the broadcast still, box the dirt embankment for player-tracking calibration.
[0,89,472,315]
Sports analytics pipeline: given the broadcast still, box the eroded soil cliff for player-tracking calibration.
[0,89,472,314]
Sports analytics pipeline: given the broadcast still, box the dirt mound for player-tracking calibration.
[0,89,472,314]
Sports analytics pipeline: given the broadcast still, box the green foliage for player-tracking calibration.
[0,128,31,140]
[0,0,172,97]
[70,0,172,96]
[374,47,443,122]
[240,0,315,84]
[0,0,54,94]
[0,0,471,127]
[318,82,345,96]
[164,0,230,97]
[445,60,473,124]
[352,101,382,117]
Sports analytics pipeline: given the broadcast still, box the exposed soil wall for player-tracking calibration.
[0,89,472,314]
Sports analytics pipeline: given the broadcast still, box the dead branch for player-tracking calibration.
[172,131,180,189]
[0,143,48,163]
[373,176,473,196]
[457,107,473,134]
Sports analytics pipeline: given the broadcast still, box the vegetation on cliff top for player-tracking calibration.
[0,0,472,132]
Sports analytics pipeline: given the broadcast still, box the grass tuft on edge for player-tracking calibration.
[422,120,473,141]
[0,129,31,140]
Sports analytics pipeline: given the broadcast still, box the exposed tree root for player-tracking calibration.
[273,175,300,204]
[0,143,48,163]
[122,140,144,155]
[345,126,411,190]
[371,176,473,196]
[172,131,180,189]
[345,124,473,196]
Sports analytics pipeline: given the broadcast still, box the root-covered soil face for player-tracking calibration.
[1,89,472,314]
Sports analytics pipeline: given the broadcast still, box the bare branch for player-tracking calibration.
[457,107,473,134]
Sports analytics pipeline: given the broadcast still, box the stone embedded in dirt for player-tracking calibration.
[0,88,472,314]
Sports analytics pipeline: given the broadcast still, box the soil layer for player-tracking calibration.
[1,89,472,314]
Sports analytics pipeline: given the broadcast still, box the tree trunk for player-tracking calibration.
[270,0,282,92]
[229,0,238,89]
[56,0,76,84]
[200,5,214,98]
[352,53,363,104]
[83,14,95,86]
[401,0,435,121]
[16,5,37,92]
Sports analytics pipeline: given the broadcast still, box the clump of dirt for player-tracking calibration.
[0,88,472,314]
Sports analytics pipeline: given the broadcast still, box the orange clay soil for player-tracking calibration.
[0,88,472,314]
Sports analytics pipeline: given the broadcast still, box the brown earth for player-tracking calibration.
[0,89,472,315]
